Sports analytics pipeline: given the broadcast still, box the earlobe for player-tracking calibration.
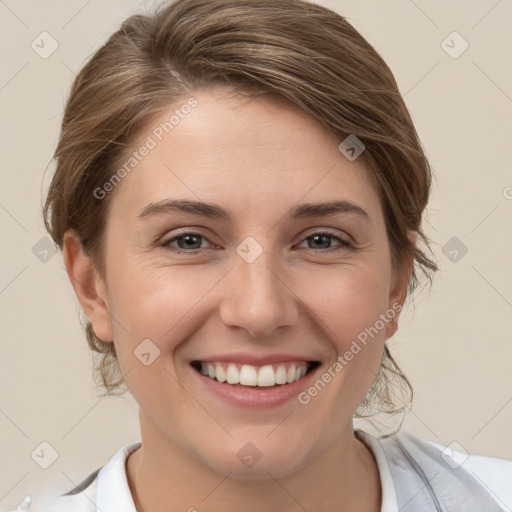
[62,231,113,342]
[386,231,416,338]
[385,267,409,339]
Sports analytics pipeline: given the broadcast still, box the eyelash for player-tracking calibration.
[160,230,354,255]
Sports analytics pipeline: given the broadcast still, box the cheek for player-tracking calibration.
[299,265,390,401]
[287,269,391,437]
[104,261,221,409]
[107,250,392,351]
[303,264,391,344]
[106,257,223,350]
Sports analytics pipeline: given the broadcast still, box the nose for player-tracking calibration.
[218,244,299,338]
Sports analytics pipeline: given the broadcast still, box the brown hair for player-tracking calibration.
[43,0,437,429]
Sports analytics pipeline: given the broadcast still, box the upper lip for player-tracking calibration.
[191,353,318,365]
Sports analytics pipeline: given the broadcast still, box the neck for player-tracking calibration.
[126,413,381,512]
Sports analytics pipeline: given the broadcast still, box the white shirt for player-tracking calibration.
[18,429,512,511]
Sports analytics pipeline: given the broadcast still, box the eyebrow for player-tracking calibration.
[137,199,370,222]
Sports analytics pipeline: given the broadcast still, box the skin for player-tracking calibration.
[63,87,414,512]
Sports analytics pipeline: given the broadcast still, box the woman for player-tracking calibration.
[23,0,511,510]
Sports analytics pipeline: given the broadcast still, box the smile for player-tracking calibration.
[191,360,320,388]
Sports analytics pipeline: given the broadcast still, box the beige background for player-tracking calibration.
[1,0,511,509]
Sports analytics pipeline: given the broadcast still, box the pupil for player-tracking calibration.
[311,234,330,249]
[180,235,201,249]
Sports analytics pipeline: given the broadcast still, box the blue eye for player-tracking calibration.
[296,232,352,251]
[161,231,353,254]
[162,232,208,253]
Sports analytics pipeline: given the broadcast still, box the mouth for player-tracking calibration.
[190,360,321,389]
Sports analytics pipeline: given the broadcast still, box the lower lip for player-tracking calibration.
[191,364,320,408]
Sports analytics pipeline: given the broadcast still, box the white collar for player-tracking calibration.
[96,441,140,512]
[94,433,397,512]
[46,428,509,511]
[355,429,399,511]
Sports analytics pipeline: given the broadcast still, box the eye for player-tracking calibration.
[160,230,353,255]
[161,232,213,253]
[296,231,353,251]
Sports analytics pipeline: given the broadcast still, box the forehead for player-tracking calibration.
[108,87,382,223]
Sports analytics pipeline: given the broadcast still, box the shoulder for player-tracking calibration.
[30,473,99,512]
[422,434,512,508]
[35,482,98,512]
[360,428,512,511]
[27,441,141,512]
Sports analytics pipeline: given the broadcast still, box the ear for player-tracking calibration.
[62,230,113,342]
[385,231,416,338]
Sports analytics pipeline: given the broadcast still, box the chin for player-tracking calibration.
[196,439,314,481]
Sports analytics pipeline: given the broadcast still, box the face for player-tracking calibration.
[81,87,408,479]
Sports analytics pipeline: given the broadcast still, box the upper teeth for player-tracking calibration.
[199,362,308,387]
